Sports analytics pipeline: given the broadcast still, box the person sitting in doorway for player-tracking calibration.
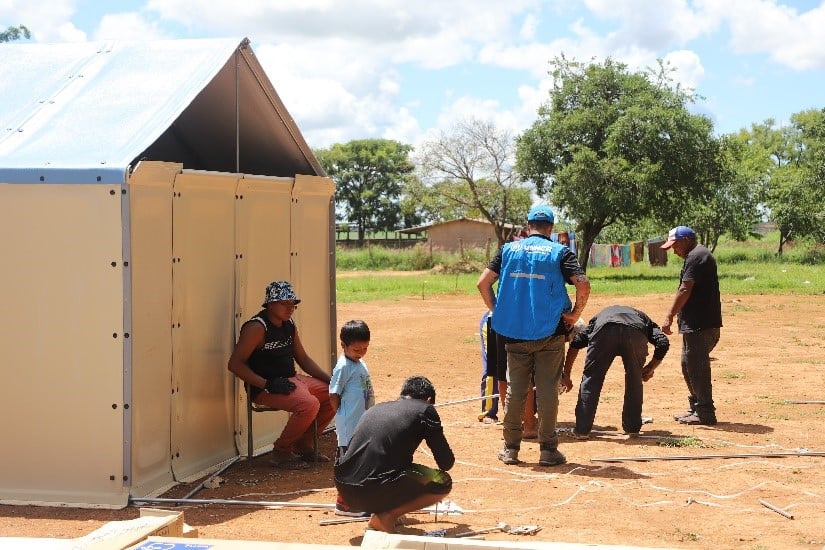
[228,281,334,469]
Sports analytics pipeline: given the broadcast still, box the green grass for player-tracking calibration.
[658,435,708,448]
[334,232,825,302]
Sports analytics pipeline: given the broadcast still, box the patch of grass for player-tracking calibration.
[334,232,825,301]
[672,528,701,542]
[762,413,790,420]
[719,371,745,379]
[658,435,707,448]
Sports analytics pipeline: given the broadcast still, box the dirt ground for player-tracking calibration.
[1,292,824,549]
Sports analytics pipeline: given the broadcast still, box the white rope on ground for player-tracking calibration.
[646,480,769,499]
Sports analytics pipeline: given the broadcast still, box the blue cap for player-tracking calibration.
[661,226,696,249]
[527,205,555,222]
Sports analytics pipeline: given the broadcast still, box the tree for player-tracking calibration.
[315,139,414,244]
[743,114,825,255]
[679,133,765,252]
[414,118,533,246]
[516,57,718,269]
[0,25,30,42]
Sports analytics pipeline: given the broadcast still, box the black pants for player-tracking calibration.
[681,329,720,421]
[575,325,648,434]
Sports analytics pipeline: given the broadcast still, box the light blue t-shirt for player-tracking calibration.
[329,354,375,447]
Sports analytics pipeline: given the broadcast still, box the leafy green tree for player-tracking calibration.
[679,134,766,252]
[744,114,825,254]
[516,57,718,269]
[315,139,414,244]
[414,118,533,246]
[0,25,30,42]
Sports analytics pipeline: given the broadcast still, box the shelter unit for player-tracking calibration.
[398,218,516,253]
[0,38,335,507]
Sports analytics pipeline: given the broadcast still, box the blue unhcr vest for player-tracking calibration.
[492,235,571,341]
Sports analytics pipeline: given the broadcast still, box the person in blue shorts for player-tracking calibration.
[329,320,375,517]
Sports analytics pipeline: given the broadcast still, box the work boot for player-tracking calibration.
[673,410,695,421]
[538,447,566,466]
[497,445,520,465]
[678,413,717,426]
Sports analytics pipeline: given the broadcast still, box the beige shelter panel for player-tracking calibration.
[0,184,127,507]
[291,175,336,371]
[233,175,294,456]
[128,162,180,497]
[170,171,238,481]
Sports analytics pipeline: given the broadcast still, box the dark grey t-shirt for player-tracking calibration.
[679,245,722,332]
[334,397,454,486]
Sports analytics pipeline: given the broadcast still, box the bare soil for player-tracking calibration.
[2,293,824,549]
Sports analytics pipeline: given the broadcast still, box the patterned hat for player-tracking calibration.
[262,281,301,307]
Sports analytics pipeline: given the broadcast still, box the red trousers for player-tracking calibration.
[254,374,334,454]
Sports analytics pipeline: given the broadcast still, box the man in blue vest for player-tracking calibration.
[477,205,590,466]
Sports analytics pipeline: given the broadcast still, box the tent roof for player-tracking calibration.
[0,38,323,184]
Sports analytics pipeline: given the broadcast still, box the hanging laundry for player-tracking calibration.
[631,241,644,263]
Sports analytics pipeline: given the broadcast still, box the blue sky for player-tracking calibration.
[4,0,825,150]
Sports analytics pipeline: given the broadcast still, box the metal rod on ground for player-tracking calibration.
[180,456,241,501]
[131,496,334,509]
[760,499,794,519]
[783,400,825,404]
[591,451,825,463]
[435,394,499,408]
[322,516,368,527]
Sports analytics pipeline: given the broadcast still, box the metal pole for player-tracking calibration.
[591,451,825,463]
[759,499,794,519]
[180,456,241,501]
[319,517,370,526]
[435,394,499,408]
[131,496,334,509]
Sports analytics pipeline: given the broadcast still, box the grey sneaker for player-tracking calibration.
[498,446,520,465]
[538,448,566,466]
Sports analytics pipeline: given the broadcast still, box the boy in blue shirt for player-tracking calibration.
[329,320,376,516]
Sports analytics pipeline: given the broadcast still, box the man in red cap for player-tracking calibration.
[660,226,722,425]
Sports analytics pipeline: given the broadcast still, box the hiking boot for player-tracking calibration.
[673,410,695,421]
[498,446,520,465]
[539,448,566,466]
[335,495,369,517]
[678,413,717,426]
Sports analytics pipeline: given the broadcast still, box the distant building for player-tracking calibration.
[397,218,516,252]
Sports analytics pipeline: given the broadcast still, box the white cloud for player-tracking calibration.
[706,0,825,70]
[662,49,705,92]
[0,0,84,42]
[583,0,719,48]
[94,13,167,41]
